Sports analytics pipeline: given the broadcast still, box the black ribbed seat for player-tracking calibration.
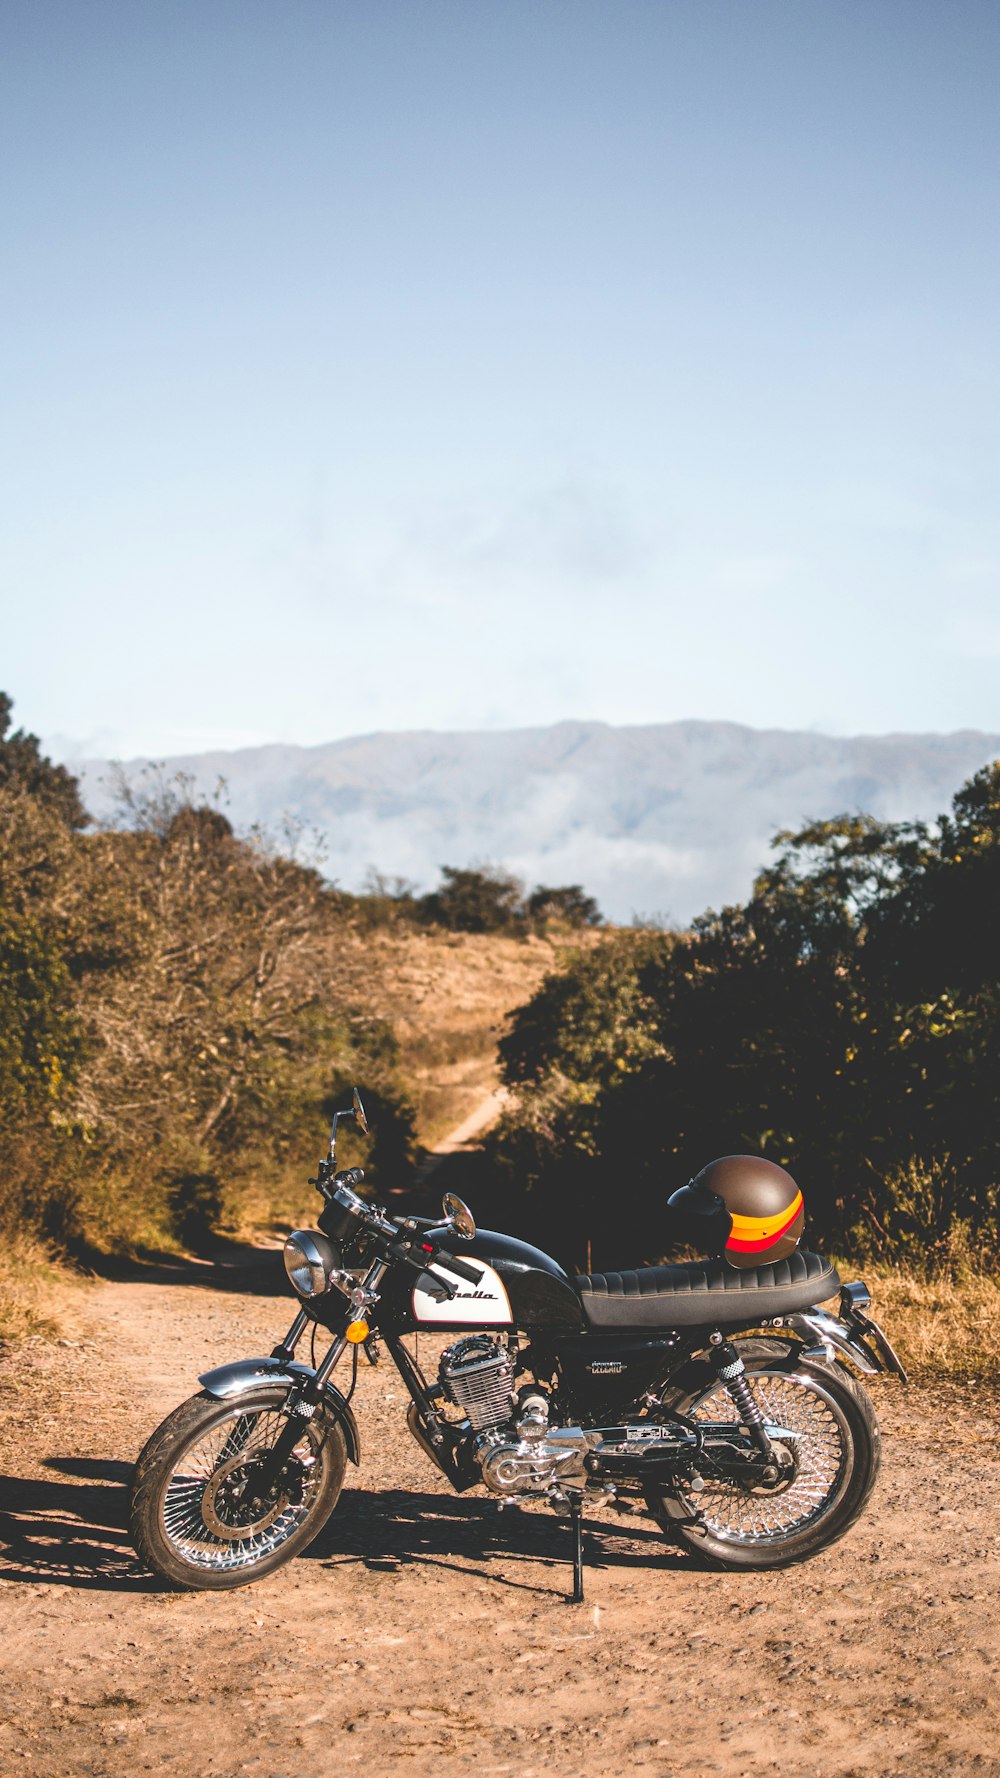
[575,1250,840,1330]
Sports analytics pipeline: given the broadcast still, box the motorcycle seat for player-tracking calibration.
[575,1250,840,1331]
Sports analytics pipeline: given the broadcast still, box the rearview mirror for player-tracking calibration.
[442,1192,476,1239]
[329,1086,371,1160]
[353,1087,369,1135]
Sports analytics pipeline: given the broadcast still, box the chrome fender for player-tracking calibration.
[198,1358,361,1463]
[785,1308,908,1381]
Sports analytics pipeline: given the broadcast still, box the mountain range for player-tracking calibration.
[75,720,1000,925]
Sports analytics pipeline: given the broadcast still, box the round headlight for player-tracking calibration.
[283,1230,338,1298]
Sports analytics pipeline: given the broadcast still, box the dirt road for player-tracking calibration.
[1,1262,998,1778]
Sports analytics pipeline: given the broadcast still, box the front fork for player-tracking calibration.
[245,1262,387,1509]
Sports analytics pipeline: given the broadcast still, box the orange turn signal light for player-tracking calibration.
[346,1319,370,1344]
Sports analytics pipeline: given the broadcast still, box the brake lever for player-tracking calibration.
[383,1233,460,1298]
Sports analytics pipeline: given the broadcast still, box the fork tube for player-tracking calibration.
[271,1309,310,1362]
[314,1334,349,1388]
[313,1256,389,1388]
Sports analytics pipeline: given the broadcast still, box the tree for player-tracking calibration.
[0,693,88,829]
[526,884,602,929]
[0,907,81,1116]
[490,761,1000,1262]
[420,865,525,933]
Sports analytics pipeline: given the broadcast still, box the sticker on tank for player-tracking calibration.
[412,1261,514,1326]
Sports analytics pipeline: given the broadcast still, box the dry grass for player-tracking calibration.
[356,926,593,1145]
[862,1263,1000,1379]
[0,1236,89,1346]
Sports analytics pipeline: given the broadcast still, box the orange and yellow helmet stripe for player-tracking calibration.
[725,1190,804,1255]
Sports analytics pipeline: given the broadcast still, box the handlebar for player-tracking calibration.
[327,1185,485,1295]
[430,1251,484,1285]
[369,1217,484,1296]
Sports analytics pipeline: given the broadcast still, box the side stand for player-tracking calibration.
[568,1499,585,1604]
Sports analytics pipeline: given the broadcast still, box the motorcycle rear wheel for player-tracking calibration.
[645,1357,880,1571]
[130,1386,347,1590]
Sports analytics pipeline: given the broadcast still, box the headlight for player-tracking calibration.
[283,1230,339,1298]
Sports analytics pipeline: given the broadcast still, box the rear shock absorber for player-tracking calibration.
[708,1334,774,1460]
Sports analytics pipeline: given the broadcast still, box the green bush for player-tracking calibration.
[0,908,82,1115]
[492,763,1000,1269]
[419,865,525,933]
[0,692,421,1262]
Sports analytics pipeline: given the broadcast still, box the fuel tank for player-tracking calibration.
[409,1227,586,1333]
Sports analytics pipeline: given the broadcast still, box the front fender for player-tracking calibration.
[198,1358,361,1464]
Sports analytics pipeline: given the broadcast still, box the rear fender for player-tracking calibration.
[198,1357,361,1463]
[655,1321,882,1403]
[784,1308,908,1381]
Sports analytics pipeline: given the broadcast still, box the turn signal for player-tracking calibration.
[346,1319,370,1343]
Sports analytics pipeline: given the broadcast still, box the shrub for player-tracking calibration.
[526,884,602,930]
[419,865,525,933]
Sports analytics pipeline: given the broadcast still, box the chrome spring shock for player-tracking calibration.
[708,1336,773,1458]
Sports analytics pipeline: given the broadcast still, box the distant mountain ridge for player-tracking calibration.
[75,720,1000,924]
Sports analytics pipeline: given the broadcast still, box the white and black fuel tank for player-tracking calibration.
[411,1229,586,1332]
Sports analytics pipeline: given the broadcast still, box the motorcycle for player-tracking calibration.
[129,1089,906,1601]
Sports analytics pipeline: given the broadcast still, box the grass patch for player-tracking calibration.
[863,1264,1000,1379]
[0,1234,89,1345]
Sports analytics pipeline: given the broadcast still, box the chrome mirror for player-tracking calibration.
[353,1087,369,1135]
[442,1192,476,1239]
[330,1086,370,1159]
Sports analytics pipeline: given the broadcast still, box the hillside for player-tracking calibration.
[74,720,1000,923]
[350,926,570,1148]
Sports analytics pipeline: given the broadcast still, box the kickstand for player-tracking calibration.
[568,1500,585,1605]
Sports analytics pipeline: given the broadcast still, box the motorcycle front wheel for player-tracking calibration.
[129,1386,347,1590]
[645,1357,880,1571]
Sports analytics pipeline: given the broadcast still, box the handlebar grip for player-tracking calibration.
[337,1168,365,1188]
[431,1252,484,1286]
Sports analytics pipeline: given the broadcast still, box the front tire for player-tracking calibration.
[129,1386,347,1590]
[645,1359,880,1571]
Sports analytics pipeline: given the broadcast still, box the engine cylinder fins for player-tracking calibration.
[439,1334,516,1433]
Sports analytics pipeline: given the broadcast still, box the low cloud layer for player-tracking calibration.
[77,719,1000,925]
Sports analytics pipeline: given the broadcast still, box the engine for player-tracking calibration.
[438,1334,601,1501]
[440,1335,516,1431]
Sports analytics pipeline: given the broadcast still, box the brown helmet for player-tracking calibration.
[667,1155,805,1270]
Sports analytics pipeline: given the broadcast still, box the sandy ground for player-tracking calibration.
[1,1261,999,1778]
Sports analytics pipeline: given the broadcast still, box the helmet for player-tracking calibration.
[667,1155,805,1270]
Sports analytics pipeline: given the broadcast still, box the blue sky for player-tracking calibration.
[2,0,999,758]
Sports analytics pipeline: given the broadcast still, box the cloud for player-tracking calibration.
[711,554,798,594]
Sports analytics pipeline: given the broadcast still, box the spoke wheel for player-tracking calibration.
[683,1372,847,1542]
[130,1388,347,1590]
[646,1358,880,1571]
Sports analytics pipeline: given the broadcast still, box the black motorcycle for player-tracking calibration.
[130,1090,906,1600]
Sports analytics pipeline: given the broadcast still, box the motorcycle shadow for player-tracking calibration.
[310,1487,702,1595]
[0,1456,157,1592]
[0,1465,712,1596]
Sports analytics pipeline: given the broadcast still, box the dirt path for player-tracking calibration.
[413,1088,510,1183]
[1,1266,999,1778]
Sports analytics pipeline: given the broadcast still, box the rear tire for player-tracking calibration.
[645,1359,880,1571]
[129,1386,347,1590]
